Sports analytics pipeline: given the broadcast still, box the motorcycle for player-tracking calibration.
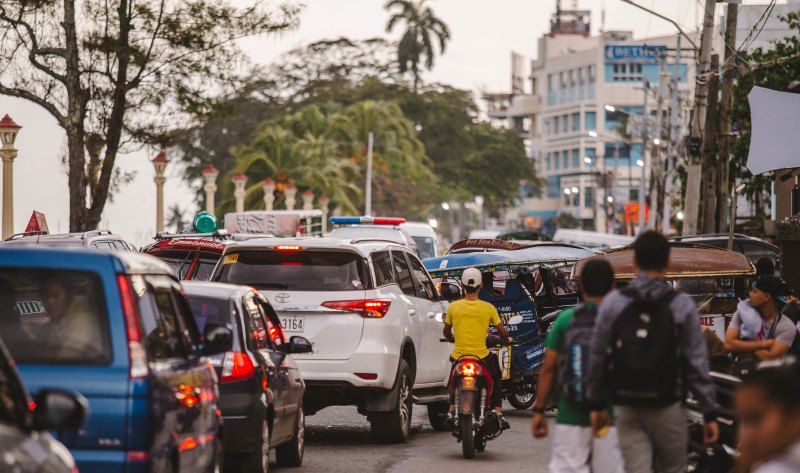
[448,316,521,459]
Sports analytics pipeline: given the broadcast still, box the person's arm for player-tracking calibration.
[531,349,558,438]
[586,295,617,410]
[443,323,454,343]
[753,343,790,360]
[678,294,719,445]
[493,323,511,343]
[724,326,772,353]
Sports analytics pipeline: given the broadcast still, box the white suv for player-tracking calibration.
[210,237,457,443]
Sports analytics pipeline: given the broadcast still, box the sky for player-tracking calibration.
[0,0,779,246]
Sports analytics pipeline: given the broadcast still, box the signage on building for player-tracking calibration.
[604,45,666,63]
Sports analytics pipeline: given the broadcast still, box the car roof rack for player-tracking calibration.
[349,237,406,246]
[4,230,49,241]
[81,230,113,240]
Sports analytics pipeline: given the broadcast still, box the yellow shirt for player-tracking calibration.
[445,299,501,359]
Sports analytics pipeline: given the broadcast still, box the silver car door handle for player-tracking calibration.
[408,309,417,316]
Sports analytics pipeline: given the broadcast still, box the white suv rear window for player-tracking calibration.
[215,250,368,291]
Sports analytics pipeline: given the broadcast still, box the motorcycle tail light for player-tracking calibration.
[460,361,482,377]
[461,376,477,390]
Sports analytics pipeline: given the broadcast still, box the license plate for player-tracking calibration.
[461,376,477,390]
[281,316,304,333]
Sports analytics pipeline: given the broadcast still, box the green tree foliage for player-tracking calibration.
[731,13,800,224]
[177,37,541,218]
[384,0,451,91]
[0,0,299,230]
[556,212,580,229]
[217,101,436,218]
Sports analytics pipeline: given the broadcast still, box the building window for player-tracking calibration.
[585,111,596,132]
[572,149,580,168]
[546,152,551,171]
[588,65,596,83]
[585,187,595,208]
[554,116,560,134]
[612,63,643,82]
[585,147,596,168]
[554,151,560,170]
[562,151,569,169]
[547,176,560,199]
[572,112,580,132]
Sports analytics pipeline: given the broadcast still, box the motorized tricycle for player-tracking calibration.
[425,239,594,409]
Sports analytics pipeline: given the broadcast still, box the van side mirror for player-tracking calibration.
[439,282,462,302]
[204,323,233,355]
[288,336,313,354]
[33,389,88,432]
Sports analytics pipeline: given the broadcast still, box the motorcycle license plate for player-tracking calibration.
[281,316,304,332]
[461,376,477,390]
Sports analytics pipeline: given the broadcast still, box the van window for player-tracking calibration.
[191,253,222,281]
[407,255,436,300]
[411,236,436,260]
[391,251,416,296]
[0,268,112,365]
[215,250,368,292]
[153,250,196,280]
[372,251,395,286]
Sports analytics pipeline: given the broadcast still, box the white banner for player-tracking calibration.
[746,86,800,175]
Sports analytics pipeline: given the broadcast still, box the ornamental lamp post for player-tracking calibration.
[319,195,330,234]
[231,171,248,213]
[262,179,276,211]
[284,184,298,211]
[0,115,21,239]
[201,164,219,214]
[151,152,169,234]
[302,190,315,211]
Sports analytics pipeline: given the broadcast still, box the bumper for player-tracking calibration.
[295,351,399,389]
[221,414,260,453]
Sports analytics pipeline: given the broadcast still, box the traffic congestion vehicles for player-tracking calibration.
[0,334,87,473]
[424,239,595,409]
[0,247,230,473]
[210,235,457,443]
[183,282,311,473]
[327,217,421,256]
[573,243,757,471]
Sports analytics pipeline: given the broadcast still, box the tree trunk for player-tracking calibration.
[701,54,721,234]
[63,0,89,232]
[717,4,739,233]
[86,0,132,230]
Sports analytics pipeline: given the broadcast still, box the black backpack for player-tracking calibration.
[559,303,597,408]
[608,287,680,407]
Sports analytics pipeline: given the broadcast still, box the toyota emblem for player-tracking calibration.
[274,293,291,303]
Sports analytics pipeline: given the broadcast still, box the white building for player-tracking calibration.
[487,8,698,235]
[727,0,800,52]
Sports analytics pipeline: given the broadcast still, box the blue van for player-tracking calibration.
[0,247,230,473]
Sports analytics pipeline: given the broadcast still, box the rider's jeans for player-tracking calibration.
[450,353,503,409]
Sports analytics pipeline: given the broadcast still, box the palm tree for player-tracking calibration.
[166,205,188,233]
[384,0,451,91]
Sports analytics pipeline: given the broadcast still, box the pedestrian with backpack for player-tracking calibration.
[586,231,719,473]
[531,259,623,473]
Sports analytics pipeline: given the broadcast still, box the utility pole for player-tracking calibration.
[718,3,739,233]
[365,132,374,216]
[683,0,717,236]
[639,82,650,235]
[702,54,721,234]
[663,35,682,235]
[650,53,668,230]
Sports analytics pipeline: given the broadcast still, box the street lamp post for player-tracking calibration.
[0,115,21,239]
[319,195,330,234]
[262,179,276,211]
[151,152,169,233]
[231,171,248,213]
[201,164,219,214]
[284,184,297,211]
[302,190,315,211]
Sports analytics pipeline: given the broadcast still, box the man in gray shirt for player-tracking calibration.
[725,275,796,361]
[587,231,719,473]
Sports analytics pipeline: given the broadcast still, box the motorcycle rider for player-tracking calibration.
[443,267,512,430]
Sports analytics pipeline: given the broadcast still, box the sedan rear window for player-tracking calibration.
[214,250,368,291]
[0,268,112,365]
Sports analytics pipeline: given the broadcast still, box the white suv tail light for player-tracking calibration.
[321,299,392,318]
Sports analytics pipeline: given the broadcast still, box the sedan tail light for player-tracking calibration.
[220,352,255,383]
[321,299,392,318]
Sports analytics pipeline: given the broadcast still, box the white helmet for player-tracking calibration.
[460,267,482,289]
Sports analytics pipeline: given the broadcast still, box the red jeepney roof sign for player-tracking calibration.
[449,239,528,252]
[24,211,49,233]
[154,238,226,252]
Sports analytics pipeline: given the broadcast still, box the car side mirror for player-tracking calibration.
[439,282,462,302]
[204,323,233,355]
[33,389,88,432]
[288,336,313,354]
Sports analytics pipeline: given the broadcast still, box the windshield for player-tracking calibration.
[186,295,236,332]
[412,236,436,260]
[151,249,196,279]
[190,253,221,281]
[214,250,368,291]
[0,268,112,365]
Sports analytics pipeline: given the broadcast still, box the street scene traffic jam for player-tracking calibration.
[1,0,800,472]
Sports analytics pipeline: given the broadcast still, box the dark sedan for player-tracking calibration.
[183,281,311,473]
